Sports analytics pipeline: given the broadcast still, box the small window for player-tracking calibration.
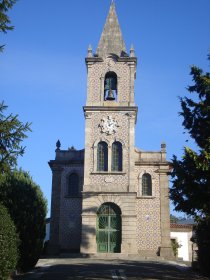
[104,72,117,101]
[111,141,122,171]
[97,142,108,171]
[142,173,152,196]
[68,173,79,197]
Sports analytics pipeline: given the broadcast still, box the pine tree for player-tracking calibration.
[0,102,31,176]
[170,60,210,218]
[170,57,210,275]
[0,0,16,51]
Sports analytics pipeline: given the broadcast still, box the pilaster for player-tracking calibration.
[48,164,63,254]
[129,62,136,106]
[158,167,174,259]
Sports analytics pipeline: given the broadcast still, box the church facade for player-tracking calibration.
[49,2,172,258]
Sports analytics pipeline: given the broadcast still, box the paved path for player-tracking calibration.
[15,258,209,280]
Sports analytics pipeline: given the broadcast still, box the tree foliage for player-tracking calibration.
[0,203,19,280]
[171,239,181,257]
[170,57,210,274]
[0,102,31,176]
[170,62,210,218]
[0,170,47,271]
[193,219,210,275]
[0,0,16,51]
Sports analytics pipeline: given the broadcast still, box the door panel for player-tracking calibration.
[97,231,108,252]
[98,216,108,229]
[96,203,121,253]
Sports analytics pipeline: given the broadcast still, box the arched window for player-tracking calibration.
[142,173,152,196]
[112,141,122,171]
[97,142,108,171]
[104,72,117,101]
[68,173,79,196]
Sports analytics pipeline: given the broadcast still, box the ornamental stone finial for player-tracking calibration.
[56,139,61,151]
[130,44,135,57]
[87,44,93,57]
[161,142,166,152]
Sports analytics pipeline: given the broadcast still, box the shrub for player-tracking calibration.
[0,203,19,280]
[195,219,210,276]
[0,170,47,271]
[171,238,181,257]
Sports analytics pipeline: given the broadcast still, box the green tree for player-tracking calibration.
[0,170,47,271]
[170,58,210,274]
[0,102,31,176]
[0,203,19,280]
[171,238,181,257]
[170,214,179,223]
[0,0,16,52]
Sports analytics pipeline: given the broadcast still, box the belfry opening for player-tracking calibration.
[104,72,117,101]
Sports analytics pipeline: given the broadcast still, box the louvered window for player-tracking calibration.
[97,142,108,171]
[111,142,122,171]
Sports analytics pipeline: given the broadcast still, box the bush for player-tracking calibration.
[0,170,47,271]
[195,219,210,276]
[0,203,19,280]
[171,239,181,257]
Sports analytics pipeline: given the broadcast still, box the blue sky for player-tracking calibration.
[1,0,210,217]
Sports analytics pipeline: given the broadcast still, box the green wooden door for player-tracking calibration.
[96,203,121,253]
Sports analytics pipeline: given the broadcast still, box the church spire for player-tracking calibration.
[96,1,127,58]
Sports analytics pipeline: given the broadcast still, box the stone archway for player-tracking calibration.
[96,202,121,253]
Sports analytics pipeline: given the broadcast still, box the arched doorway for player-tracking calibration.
[96,203,121,253]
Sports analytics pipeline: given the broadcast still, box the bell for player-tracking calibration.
[106,88,115,100]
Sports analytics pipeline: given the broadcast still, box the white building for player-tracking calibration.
[170,223,193,261]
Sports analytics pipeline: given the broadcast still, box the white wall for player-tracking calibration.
[170,231,192,261]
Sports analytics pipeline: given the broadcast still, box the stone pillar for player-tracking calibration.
[48,165,63,254]
[108,144,112,172]
[121,214,138,254]
[81,194,97,254]
[100,75,105,104]
[81,214,96,254]
[128,112,136,192]
[159,167,174,259]
[86,62,93,105]
[84,112,92,184]
[129,63,136,106]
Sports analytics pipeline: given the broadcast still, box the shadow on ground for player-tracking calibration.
[14,259,209,280]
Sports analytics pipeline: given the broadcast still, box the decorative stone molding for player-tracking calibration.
[84,112,92,119]
[99,116,119,135]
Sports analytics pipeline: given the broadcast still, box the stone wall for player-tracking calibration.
[135,165,161,253]
[59,165,84,251]
[81,193,137,254]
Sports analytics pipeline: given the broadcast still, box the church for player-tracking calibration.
[49,2,172,258]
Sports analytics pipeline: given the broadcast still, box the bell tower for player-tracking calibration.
[49,0,173,258]
[81,2,139,254]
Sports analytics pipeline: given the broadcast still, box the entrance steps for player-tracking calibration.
[59,253,166,261]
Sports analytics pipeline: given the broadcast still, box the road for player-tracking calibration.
[15,258,209,280]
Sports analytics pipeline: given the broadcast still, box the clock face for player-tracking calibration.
[99,116,119,135]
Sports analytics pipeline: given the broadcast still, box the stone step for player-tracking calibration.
[59,253,166,261]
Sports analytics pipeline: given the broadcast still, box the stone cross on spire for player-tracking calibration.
[96,1,127,58]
